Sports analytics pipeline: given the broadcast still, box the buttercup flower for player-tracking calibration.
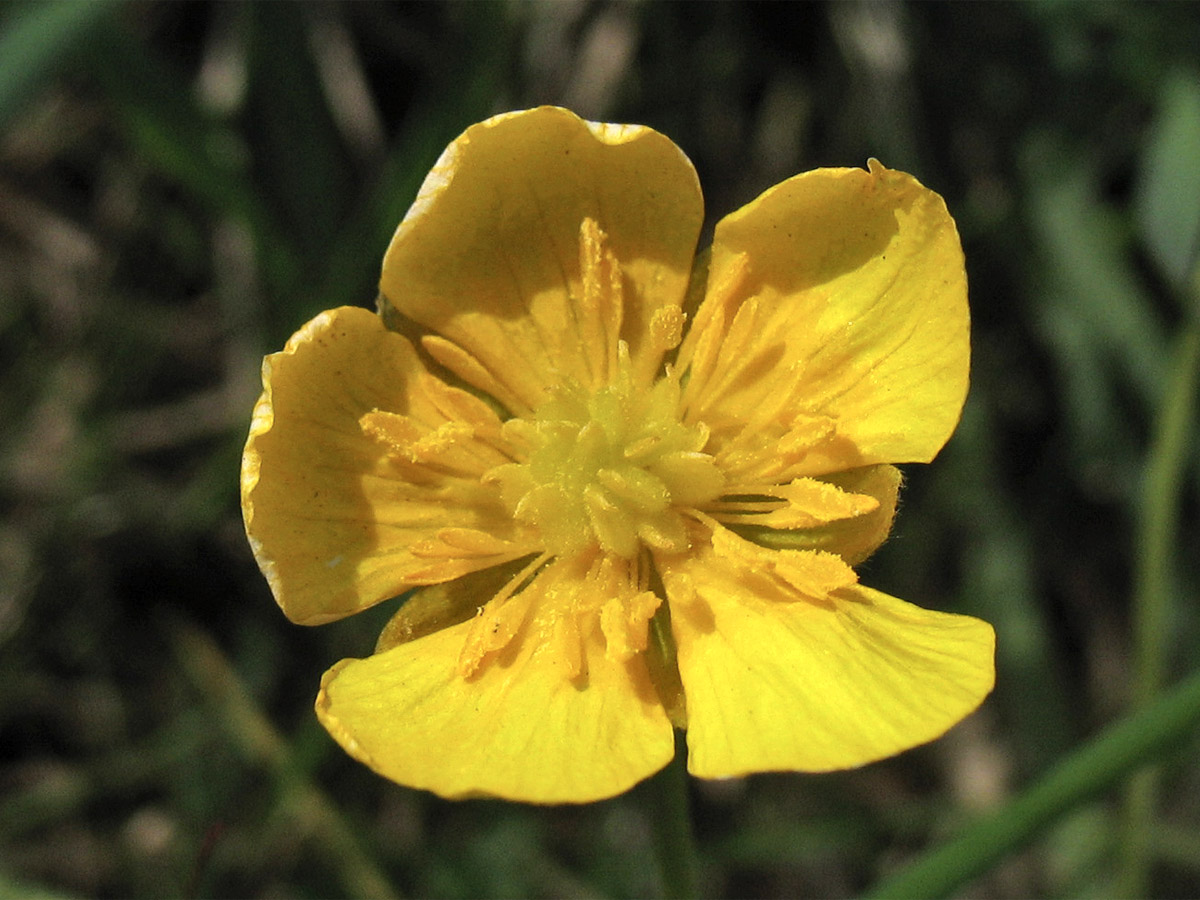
[241,107,995,804]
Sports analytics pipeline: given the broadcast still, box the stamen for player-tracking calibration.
[705,477,879,528]
[716,413,840,485]
[649,304,686,353]
[417,374,516,461]
[410,528,533,559]
[678,251,750,413]
[404,529,540,584]
[707,518,858,602]
[679,304,725,416]
[421,334,533,417]
[551,614,585,680]
[677,251,749,371]
[577,218,624,387]
[361,410,498,477]
[633,303,687,386]
[457,551,551,677]
[600,587,661,662]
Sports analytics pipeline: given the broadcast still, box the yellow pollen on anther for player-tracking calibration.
[484,350,725,558]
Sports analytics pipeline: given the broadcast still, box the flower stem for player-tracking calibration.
[1119,319,1200,897]
[649,731,700,899]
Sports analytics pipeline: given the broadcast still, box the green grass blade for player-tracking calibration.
[85,17,300,296]
[0,0,123,131]
[165,617,401,900]
[1136,71,1200,293]
[1120,320,1200,895]
[304,4,513,321]
[243,2,353,260]
[863,666,1200,900]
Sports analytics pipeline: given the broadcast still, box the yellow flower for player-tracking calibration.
[241,107,995,804]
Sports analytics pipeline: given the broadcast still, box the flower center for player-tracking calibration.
[487,350,725,559]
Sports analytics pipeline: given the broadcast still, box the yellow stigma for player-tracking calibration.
[487,349,725,558]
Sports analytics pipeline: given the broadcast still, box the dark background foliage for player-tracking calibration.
[2,2,1198,897]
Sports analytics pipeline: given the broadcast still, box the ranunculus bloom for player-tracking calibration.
[241,107,994,804]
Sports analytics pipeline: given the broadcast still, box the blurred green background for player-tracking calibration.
[2,1,1199,897]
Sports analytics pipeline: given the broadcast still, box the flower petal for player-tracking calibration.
[380,107,703,411]
[660,545,994,777]
[316,571,675,803]
[241,306,531,625]
[680,161,969,471]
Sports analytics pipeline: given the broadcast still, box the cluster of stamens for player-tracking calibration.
[485,352,725,559]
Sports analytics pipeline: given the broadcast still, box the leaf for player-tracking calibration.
[242,2,353,262]
[0,0,123,132]
[1136,70,1200,294]
[1023,134,1168,454]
